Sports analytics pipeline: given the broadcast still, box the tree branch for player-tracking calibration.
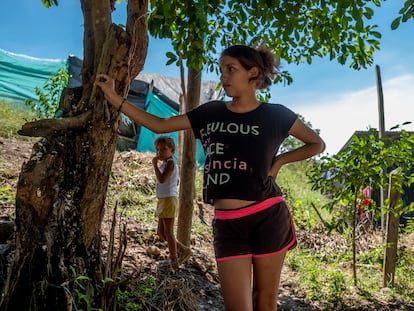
[126,0,148,79]
[18,111,92,138]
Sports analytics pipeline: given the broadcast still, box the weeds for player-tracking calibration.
[117,189,157,224]
[283,160,414,309]
[0,100,35,139]
[0,186,14,204]
[286,230,414,309]
[116,276,157,311]
[68,266,103,311]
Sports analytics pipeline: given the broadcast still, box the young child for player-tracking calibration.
[152,136,191,271]
[96,44,325,310]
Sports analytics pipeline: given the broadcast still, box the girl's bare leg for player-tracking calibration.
[217,257,253,311]
[252,251,286,311]
[162,218,178,269]
[157,219,166,241]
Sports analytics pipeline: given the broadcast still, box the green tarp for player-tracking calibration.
[0,49,210,165]
[0,49,67,103]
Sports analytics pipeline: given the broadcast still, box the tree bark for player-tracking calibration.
[0,88,98,311]
[177,67,201,246]
[0,1,148,310]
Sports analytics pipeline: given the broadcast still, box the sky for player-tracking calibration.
[1,1,413,155]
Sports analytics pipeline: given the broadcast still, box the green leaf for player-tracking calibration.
[41,0,58,8]
[166,58,175,66]
[391,17,401,30]
[166,51,176,59]
[363,7,374,19]
[370,31,381,39]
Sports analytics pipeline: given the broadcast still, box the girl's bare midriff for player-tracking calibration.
[214,198,256,210]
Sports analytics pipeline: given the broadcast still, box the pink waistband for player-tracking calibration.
[214,196,284,220]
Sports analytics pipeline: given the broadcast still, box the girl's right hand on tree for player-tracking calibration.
[95,74,116,99]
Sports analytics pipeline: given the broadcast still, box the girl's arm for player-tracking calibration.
[152,158,174,183]
[269,118,325,178]
[95,74,191,133]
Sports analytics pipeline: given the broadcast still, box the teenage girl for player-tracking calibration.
[96,44,325,311]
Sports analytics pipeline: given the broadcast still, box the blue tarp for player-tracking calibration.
[138,92,205,165]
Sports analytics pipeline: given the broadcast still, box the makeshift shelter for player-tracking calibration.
[0,49,224,164]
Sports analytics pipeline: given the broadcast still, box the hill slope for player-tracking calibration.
[1,136,413,310]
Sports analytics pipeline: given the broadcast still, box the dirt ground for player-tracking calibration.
[1,136,413,310]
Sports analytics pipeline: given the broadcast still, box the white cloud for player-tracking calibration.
[298,74,414,155]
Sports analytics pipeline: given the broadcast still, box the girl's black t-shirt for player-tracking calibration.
[186,100,297,205]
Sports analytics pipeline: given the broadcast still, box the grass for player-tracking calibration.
[276,159,414,309]
[285,239,414,308]
[0,186,15,204]
[0,101,28,208]
[0,100,35,139]
[278,160,331,230]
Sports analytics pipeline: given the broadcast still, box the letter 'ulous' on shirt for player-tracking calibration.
[186,101,297,205]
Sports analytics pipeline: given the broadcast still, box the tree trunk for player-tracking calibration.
[177,67,201,246]
[0,87,104,311]
[0,1,148,310]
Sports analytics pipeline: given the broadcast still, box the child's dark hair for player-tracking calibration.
[154,136,176,153]
[220,45,279,90]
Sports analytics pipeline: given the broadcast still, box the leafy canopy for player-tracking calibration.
[148,0,384,81]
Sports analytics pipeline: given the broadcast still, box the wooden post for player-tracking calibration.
[383,168,401,287]
[375,65,386,236]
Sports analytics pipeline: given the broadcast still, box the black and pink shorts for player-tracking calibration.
[213,196,297,262]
